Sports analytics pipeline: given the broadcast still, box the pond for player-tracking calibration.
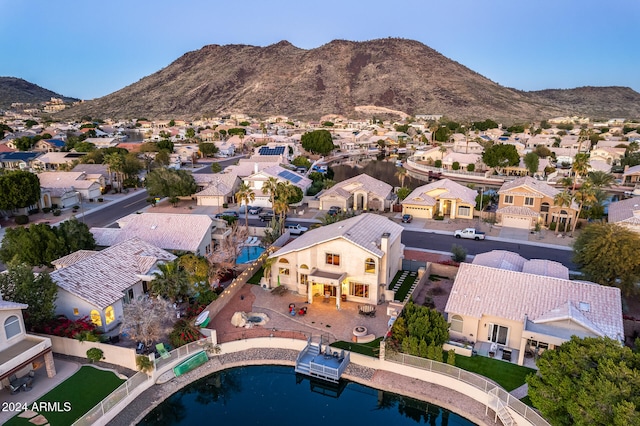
[139,365,476,425]
[332,159,425,190]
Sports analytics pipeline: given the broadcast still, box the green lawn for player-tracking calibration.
[247,266,264,284]
[332,338,382,357]
[387,270,418,302]
[453,354,535,391]
[7,365,125,426]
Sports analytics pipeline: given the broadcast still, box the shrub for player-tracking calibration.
[169,319,203,348]
[98,197,104,202]
[451,161,460,170]
[136,355,154,373]
[36,316,99,339]
[451,244,467,263]
[447,349,456,365]
[548,222,557,231]
[28,208,40,215]
[467,163,475,172]
[53,209,62,216]
[434,160,442,168]
[86,348,104,363]
[73,205,80,210]
[15,215,29,225]
[42,207,52,213]
[51,203,59,209]
[433,215,444,221]
[222,203,228,208]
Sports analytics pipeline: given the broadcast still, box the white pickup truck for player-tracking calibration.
[454,228,486,240]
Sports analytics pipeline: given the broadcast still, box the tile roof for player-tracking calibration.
[270,213,403,259]
[91,213,213,252]
[472,250,569,279]
[521,259,569,280]
[623,165,640,176]
[51,250,99,268]
[402,178,477,207]
[194,173,238,196]
[495,205,540,216]
[37,171,97,190]
[320,173,393,200]
[445,263,623,340]
[498,176,559,198]
[608,197,640,224]
[50,238,176,309]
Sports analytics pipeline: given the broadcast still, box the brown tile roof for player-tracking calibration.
[608,197,640,224]
[402,178,477,207]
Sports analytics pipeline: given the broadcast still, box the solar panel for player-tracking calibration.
[258,146,286,156]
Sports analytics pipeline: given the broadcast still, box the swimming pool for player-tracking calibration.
[140,365,475,425]
[236,245,265,264]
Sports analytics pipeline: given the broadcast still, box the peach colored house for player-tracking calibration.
[318,173,394,212]
[267,214,404,309]
[445,260,624,366]
[401,178,477,220]
[496,176,578,230]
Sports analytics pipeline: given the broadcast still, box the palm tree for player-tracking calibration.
[586,171,615,189]
[571,153,590,191]
[104,152,124,191]
[571,183,597,235]
[553,191,573,234]
[262,177,279,209]
[151,260,189,302]
[235,183,255,229]
[395,167,407,188]
[439,145,447,160]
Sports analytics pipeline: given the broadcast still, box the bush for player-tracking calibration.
[98,197,104,202]
[451,244,467,263]
[434,160,442,168]
[51,203,59,209]
[548,222,556,231]
[53,209,62,216]
[136,355,154,373]
[73,205,80,210]
[222,203,228,208]
[15,215,29,225]
[447,349,456,365]
[467,164,475,172]
[169,319,203,348]
[28,208,40,215]
[86,347,104,363]
[42,207,52,213]
[433,215,444,221]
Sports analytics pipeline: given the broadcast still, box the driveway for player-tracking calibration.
[498,226,531,240]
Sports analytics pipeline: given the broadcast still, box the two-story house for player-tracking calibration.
[496,176,578,230]
[267,214,404,309]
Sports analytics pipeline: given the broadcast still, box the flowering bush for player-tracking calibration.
[36,315,102,341]
[184,303,206,319]
[169,319,203,348]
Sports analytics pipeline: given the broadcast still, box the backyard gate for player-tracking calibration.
[402,259,426,272]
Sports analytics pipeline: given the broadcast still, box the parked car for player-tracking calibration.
[327,206,341,216]
[248,206,263,215]
[215,210,239,219]
[285,222,308,235]
[454,228,486,240]
[402,214,413,223]
[259,210,287,222]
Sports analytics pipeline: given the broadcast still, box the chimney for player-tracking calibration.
[381,232,390,253]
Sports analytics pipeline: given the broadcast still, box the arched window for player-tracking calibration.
[90,310,102,327]
[4,315,21,339]
[105,306,115,325]
[278,258,290,276]
[364,258,376,274]
[299,264,309,270]
[450,315,463,333]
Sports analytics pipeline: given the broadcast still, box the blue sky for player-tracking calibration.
[1,0,638,100]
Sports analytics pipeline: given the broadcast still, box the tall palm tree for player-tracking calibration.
[262,177,279,209]
[104,152,124,191]
[571,153,590,191]
[553,191,574,234]
[439,145,448,160]
[395,167,407,188]
[586,171,615,189]
[275,181,296,227]
[571,183,597,235]
[235,183,255,229]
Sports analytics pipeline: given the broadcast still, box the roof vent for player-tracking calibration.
[382,232,391,238]
[151,225,157,230]
[579,301,590,312]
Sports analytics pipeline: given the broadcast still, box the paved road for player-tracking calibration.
[80,190,149,228]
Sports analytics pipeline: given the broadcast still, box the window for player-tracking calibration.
[364,258,376,274]
[450,315,463,333]
[541,202,550,213]
[488,323,508,345]
[504,195,514,204]
[325,253,340,266]
[349,282,369,298]
[73,308,79,316]
[457,206,471,217]
[90,310,102,327]
[278,258,290,276]
[4,315,21,339]
[105,306,115,325]
[524,197,534,206]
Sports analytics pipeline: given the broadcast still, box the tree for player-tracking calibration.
[206,224,247,280]
[151,259,190,301]
[523,152,539,175]
[145,168,197,199]
[301,130,335,155]
[395,167,407,187]
[74,141,96,152]
[481,144,520,172]
[573,222,640,295]
[0,170,41,211]
[0,264,57,330]
[389,300,449,355]
[154,150,170,166]
[262,176,280,209]
[571,152,590,191]
[57,218,96,254]
[587,170,615,188]
[104,152,125,191]
[553,191,574,234]
[185,128,196,139]
[291,156,311,169]
[535,145,552,158]
[438,145,447,160]
[528,336,640,426]
[571,182,597,234]
[397,187,411,201]
[235,183,255,228]
[121,297,173,350]
[210,162,222,173]
[199,142,218,157]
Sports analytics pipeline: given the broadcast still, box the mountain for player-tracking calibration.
[0,77,78,109]
[56,38,640,122]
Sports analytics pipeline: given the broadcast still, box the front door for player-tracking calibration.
[488,324,508,345]
[323,285,336,297]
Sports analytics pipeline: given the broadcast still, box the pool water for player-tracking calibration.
[139,365,475,425]
[236,246,265,264]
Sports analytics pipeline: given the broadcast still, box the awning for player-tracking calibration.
[309,269,346,286]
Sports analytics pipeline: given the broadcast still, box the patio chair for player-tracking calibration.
[6,383,21,395]
[156,343,171,359]
[502,349,512,362]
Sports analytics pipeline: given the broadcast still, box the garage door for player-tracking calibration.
[502,215,531,229]
[403,206,431,219]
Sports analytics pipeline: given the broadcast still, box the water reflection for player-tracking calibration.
[139,365,475,425]
[332,159,425,190]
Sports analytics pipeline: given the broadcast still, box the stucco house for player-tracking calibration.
[267,213,404,309]
[607,197,640,233]
[445,261,624,366]
[622,165,640,185]
[193,173,241,208]
[401,178,477,220]
[37,171,103,208]
[496,176,578,230]
[0,301,56,388]
[90,213,215,256]
[318,173,395,212]
[243,165,312,208]
[49,238,176,333]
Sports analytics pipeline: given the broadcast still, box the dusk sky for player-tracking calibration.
[1,0,638,100]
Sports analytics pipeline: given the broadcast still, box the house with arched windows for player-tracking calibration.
[0,301,56,389]
[266,214,404,309]
[49,238,176,333]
